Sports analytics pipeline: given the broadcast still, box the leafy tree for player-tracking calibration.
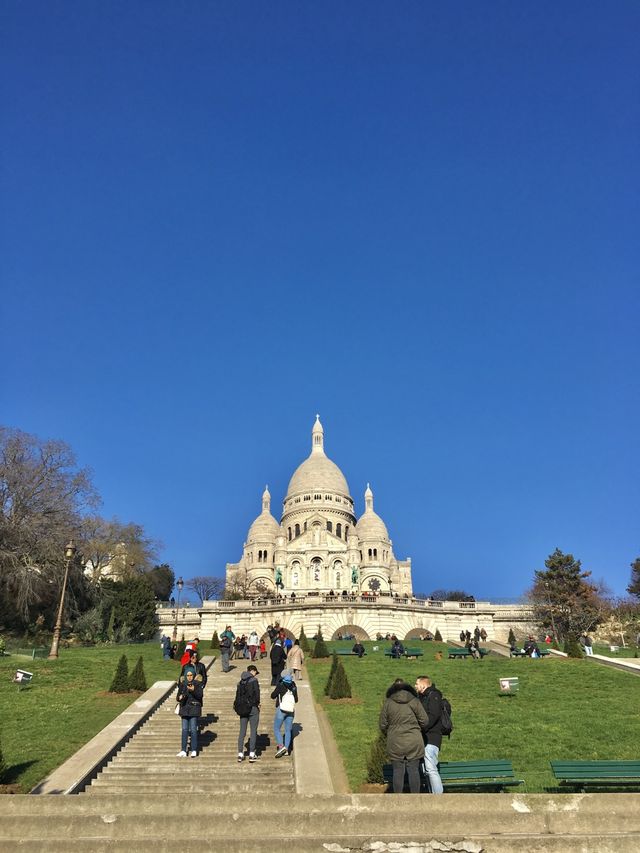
[508,628,517,646]
[97,576,158,643]
[128,656,148,692]
[324,652,338,695]
[312,629,330,658]
[73,608,103,644]
[365,730,388,784]
[81,515,159,582]
[530,548,605,642]
[329,660,352,699]
[109,655,130,693]
[187,575,225,604]
[628,558,640,600]
[0,427,97,630]
[211,630,220,650]
[434,629,443,642]
[147,564,174,600]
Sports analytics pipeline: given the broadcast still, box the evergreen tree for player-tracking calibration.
[128,656,147,692]
[312,629,330,658]
[564,637,584,658]
[628,558,640,600]
[109,654,130,693]
[324,652,338,695]
[329,660,352,699]
[434,629,443,642]
[508,628,517,645]
[176,639,186,660]
[299,626,310,653]
[365,730,388,784]
[211,630,220,649]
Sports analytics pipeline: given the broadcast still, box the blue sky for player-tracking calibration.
[2,2,638,601]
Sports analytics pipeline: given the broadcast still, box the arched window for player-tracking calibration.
[304,521,308,531]
[291,561,300,587]
[334,560,343,589]
[288,527,292,540]
[345,525,349,539]
[264,550,268,561]
[327,521,333,533]
[295,523,300,537]
[258,550,262,563]
[336,572,341,588]
[368,548,372,558]
[292,572,299,587]
[336,523,342,538]
[311,557,322,582]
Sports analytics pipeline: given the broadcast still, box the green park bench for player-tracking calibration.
[510,648,551,658]
[551,760,640,791]
[447,647,490,659]
[334,649,366,656]
[383,759,523,792]
[384,648,424,659]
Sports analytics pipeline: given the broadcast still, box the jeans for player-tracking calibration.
[273,708,294,750]
[423,743,443,794]
[391,758,421,793]
[181,716,198,753]
[238,707,260,753]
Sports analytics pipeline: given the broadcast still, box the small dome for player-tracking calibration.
[285,416,351,498]
[356,483,389,541]
[247,486,280,543]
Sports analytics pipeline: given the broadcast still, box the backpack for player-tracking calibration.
[280,687,295,713]
[440,695,453,737]
[233,679,253,716]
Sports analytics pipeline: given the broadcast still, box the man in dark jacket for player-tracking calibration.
[379,678,429,793]
[352,641,365,658]
[270,637,287,685]
[415,675,444,794]
[236,665,261,762]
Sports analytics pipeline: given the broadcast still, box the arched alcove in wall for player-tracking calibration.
[330,624,370,641]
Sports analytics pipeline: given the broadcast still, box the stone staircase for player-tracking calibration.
[85,667,295,796]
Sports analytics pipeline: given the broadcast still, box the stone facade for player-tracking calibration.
[226,416,412,598]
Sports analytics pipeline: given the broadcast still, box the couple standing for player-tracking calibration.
[235,664,299,761]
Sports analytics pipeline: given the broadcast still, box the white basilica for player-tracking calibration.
[225,416,413,598]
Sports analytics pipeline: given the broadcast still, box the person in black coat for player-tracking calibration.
[352,642,365,658]
[415,675,444,794]
[270,638,287,685]
[176,670,203,757]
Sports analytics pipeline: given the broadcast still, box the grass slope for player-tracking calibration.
[307,641,640,792]
[0,642,188,792]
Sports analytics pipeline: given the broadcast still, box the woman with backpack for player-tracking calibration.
[270,668,298,757]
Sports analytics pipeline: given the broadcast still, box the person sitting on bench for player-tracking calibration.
[391,639,405,659]
[352,641,365,658]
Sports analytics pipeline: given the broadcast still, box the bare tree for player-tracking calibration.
[81,515,160,581]
[186,575,225,604]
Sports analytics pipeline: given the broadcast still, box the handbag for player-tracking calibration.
[174,703,181,715]
[280,689,295,713]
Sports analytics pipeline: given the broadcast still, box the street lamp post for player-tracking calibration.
[48,540,77,660]
[172,577,184,640]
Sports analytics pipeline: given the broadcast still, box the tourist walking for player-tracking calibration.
[234,665,261,763]
[271,669,298,757]
[220,625,234,672]
[180,650,207,687]
[415,675,444,794]
[270,635,287,685]
[379,678,429,793]
[176,670,203,757]
[287,639,304,680]
[248,630,260,661]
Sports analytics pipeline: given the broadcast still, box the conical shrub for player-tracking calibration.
[329,659,352,699]
[366,730,388,784]
[324,652,338,695]
[434,629,443,642]
[211,630,220,650]
[312,629,330,658]
[128,656,147,692]
[175,639,186,660]
[109,654,130,693]
[564,637,583,658]
[299,626,310,654]
[508,628,516,645]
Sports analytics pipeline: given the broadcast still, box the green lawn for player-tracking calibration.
[593,643,640,658]
[307,641,640,792]
[0,642,190,792]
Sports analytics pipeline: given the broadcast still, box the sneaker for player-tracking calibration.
[275,745,288,758]
[238,753,244,762]
[249,753,257,763]
[189,751,197,758]
[176,751,187,758]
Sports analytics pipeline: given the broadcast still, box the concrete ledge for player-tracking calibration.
[31,655,215,795]
[292,679,334,794]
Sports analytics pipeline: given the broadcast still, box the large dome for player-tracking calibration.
[285,416,351,499]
